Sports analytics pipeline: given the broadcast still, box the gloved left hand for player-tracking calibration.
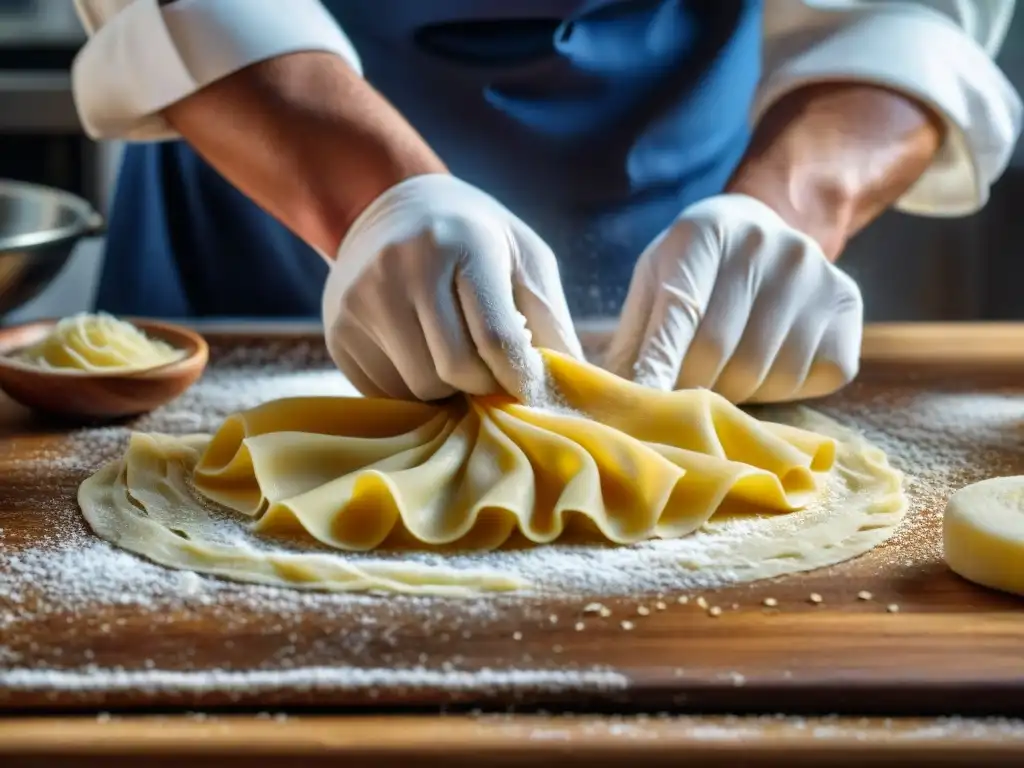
[604,194,863,404]
[322,174,583,403]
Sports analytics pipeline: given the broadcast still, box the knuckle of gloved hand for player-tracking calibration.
[714,366,760,404]
[817,342,860,387]
[796,359,856,401]
[838,353,860,384]
[819,360,860,399]
[824,259,860,290]
[771,234,816,277]
[328,346,367,390]
[430,346,496,397]
[695,331,732,371]
[426,212,504,265]
[324,335,348,372]
[422,219,467,261]
[484,325,533,370]
[822,336,860,380]
[652,216,718,268]
[408,374,452,402]
[835,276,864,313]
[834,293,863,318]
[429,349,464,390]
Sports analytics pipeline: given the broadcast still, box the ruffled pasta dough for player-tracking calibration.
[15,312,184,371]
[78,351,906,595]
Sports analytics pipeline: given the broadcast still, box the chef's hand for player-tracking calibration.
[603,193,863,404]
[322,174,583,402]
[604,81,947,405]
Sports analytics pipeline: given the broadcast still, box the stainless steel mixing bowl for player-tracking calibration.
[0,179,104,317]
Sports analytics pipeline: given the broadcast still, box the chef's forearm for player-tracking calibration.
[73,0,444,255]
[727,83,944,260]
[162,51,447,258]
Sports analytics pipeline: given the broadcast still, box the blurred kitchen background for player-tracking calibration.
[2,1,1024,324]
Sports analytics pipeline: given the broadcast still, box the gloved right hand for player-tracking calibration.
[322,174,583,402]
[604,194,863,403]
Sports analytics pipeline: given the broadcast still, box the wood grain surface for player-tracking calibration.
[3,714,1024,767]
[1,323,1023,720]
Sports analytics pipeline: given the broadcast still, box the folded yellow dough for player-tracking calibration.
[78,350,905,594]
[192,350,835,551]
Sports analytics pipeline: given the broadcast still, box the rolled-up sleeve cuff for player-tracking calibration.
[72,0,363,142]
[755,10,1022,217]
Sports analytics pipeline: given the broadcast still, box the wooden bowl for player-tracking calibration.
[0,318,208,420]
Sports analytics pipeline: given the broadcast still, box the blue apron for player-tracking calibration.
[98,0,762,319]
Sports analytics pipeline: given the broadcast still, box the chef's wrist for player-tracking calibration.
[230,52,450,257]
[727,167,855,262]
[314,137,449,258]
[726,84,863,261]
[162,50,448,259]
[727,82,944,261]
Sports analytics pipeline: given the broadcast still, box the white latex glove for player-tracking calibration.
[604,194,863,404]
[322,174,583,402]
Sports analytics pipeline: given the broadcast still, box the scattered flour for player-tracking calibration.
[506,714,1024,743]
[806,382,1024,570]
[3,337,1024,706]
[69,708,1024,744]
[0,340,631,701]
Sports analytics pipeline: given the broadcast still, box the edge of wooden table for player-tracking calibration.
[2,715,1024,766]
[180,319,1024,365]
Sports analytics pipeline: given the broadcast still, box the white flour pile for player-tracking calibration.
[2,339,1023,700]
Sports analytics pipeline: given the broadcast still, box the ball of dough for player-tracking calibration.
[944,476,1024,597]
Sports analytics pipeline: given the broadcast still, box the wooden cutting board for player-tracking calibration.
[1,323,1023,716]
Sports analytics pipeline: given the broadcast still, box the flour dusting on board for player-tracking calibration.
[2,338,1024,698]
[0,340,629,698]
[809,381,1024,569]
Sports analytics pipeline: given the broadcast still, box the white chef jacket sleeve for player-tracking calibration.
[758,1,1022,216]
[71,0,362,142]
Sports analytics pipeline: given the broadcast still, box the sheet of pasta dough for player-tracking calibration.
[78,351,906,596]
